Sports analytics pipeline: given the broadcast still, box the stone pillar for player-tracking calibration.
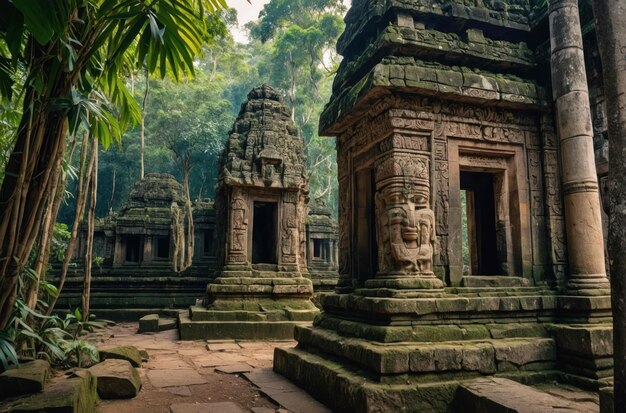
[143,235,152,264]
[112,235,123,268]
[549,0,609,293]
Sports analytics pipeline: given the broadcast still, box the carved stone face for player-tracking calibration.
[377,183,434,275]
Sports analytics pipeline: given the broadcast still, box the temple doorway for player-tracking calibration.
[252,201,277,264]
[124,235,143,264]
[460,170,500,275]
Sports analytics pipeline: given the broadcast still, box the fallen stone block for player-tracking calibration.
[99,345,142,367]
[89,359,141,399]
[158,318,177,331]
[0,372,97,412]
[139,314,159,333]
[0,359,50,398]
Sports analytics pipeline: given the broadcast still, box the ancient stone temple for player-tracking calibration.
[56,173,217,319]
[274,1,613,411]
[305,198,339,292]
[179,85,319,340]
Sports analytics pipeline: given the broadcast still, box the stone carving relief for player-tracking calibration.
[228,188,248,264]
[379,134,431,153]
[337,176,351,276]
[375,155,429,186]
[375,183,436,276]
[435,161,449,237]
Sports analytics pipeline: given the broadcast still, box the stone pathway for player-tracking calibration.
[92,322,331,413]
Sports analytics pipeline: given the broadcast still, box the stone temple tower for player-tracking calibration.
[179,85,319,340]
[273,1,613,411]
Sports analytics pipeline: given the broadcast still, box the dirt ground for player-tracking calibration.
[90,322,295,413]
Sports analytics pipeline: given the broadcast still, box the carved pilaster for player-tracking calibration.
[225,187,249,268]
[367,131,444,290]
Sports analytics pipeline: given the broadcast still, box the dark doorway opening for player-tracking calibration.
[155,236,170,259]
[460,171,500,275]
[125,235,143,263]
[203,229,215,257]
[313,238,323,258]
[252,201,277,264]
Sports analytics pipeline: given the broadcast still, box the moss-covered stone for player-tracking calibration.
[98,346,142,368]
[0,360,50,398]
[0,372,97,413]
[89,359,141,399]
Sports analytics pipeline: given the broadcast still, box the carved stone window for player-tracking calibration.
[313,238,330,261]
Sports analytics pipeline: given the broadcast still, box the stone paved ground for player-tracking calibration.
[91,322,329,413]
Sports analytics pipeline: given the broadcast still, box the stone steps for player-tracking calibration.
[274,345,560,413]
[294,326,556,378]
[178,312,309,340]
[454,377,598,412]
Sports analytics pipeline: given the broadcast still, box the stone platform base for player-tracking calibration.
[179,312,311,340]
[178,302,319,340]
[274,346,559,413]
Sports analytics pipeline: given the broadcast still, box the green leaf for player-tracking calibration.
[74,308,82,322]
[12,0,64,45]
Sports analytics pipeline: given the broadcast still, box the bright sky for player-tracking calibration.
[226,0,351,43]
[226,0,271,43]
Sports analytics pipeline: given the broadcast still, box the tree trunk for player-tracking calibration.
[591,1,626,409]
[183,166,194,271]
[81,136,98,320]
[108,169,116,215]
[46,132,96,315]
[0,80,70,328]
[140,69,150,180]
[26,135,77,311]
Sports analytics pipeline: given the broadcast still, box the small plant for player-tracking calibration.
[8,301,112,368]
[0,331,19,371]
[93,256,104,269]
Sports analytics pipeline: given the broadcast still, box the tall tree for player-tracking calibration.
[247,0,344,211]
[0,0,227,328]
[590,1,626,409]
[81,136,98,319]
[147,75,230,271]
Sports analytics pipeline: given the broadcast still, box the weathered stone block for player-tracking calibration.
[0,359,50,398]
[99,345,142,367]
[433,345,463,371]
[553,325,613,357]
[493,339,555,367]
[462,344,496,374]
[0,373,97,413]
[139,314,159,333]
[88,359,141,399]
